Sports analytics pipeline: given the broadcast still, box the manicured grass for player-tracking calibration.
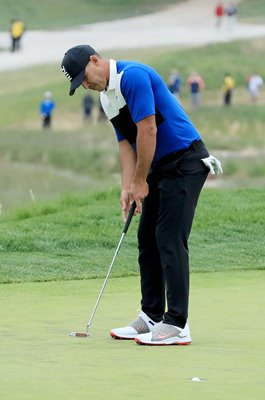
[0,271,264,400]
[0,0,183,30]
[0,187,264,284]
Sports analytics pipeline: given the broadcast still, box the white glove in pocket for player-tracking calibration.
[201,155,223,175]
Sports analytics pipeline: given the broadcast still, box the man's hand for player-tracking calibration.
[120,190,131,223]
[129,180,149,215]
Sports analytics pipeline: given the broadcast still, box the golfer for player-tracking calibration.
[61,45,222,346]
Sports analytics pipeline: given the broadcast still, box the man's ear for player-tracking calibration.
[89,54,100,65]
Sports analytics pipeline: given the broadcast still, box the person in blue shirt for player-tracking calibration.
[40,91,56,129]
[61,45,222,346]
[167,68,182,99]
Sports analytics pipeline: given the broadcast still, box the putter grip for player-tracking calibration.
[123,202,136,234]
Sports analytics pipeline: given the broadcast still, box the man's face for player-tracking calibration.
[82,56,107,92]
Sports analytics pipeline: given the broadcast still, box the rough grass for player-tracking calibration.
[1,0,264,30]
[239,0,265,24]
[1,37,265,213]
[0,0,183,30]
[1,38,265,124]
[0,187,264,284]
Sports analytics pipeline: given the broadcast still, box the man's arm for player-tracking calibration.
[130,114,157,214]
[119,114,157,220]
[119,139,137,222]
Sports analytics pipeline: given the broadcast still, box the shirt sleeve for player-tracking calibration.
[115,128,124,141]
[120,67,155,124]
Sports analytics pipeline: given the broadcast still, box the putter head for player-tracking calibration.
[69,331,92,338]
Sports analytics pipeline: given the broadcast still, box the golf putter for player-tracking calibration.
[69,201,136,338]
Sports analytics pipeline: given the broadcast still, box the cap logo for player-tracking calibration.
[61,65,72,81]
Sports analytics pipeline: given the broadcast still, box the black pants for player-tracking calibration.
[11,37,21,52]
[43,115,51,128]
[224,90,232,106]
[138,141,209,328]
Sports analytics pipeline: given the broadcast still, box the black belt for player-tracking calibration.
[152,140,203,169]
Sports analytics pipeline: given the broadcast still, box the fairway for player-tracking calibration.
[0,271,264,400]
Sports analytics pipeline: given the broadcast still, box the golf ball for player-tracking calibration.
[191,377,201,382]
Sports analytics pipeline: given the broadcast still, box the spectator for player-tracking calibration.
[215,2,224,28]
[10,18,25,52]
[187,72,205,108]
[167,68,182,99]
[83,94,94,122]
[222,73,235,106]
[225,2,237,30]
[40,91,56,129]
[90,98,107,125]
[247,74,263,103]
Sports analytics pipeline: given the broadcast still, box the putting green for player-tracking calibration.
[0,271,264,400]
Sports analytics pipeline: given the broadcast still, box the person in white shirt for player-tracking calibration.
[247,74,264,103]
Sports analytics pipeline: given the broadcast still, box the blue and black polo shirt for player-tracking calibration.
[100,60,201,162]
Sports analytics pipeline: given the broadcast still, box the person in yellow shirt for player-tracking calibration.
[222,73,235,106]
[10,18,26,52]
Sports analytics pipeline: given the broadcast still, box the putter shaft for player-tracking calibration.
[70,202,136,338]
[86,231,126,332]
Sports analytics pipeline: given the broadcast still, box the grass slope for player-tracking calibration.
[0,187,264,284]
[1,38,265,212]
[239,0,265,24]
[0,271,264,400]
[1,0,264,30]
[1,38,265,126]
[0,0,183,30]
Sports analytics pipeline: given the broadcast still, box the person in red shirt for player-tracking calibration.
[187,72,205,108]
[215,2,224,28]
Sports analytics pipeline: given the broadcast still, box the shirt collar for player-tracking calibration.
[105,59,117,92]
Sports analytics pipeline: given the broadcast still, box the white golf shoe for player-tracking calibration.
[110,311,160,340]
[135,321,192,346]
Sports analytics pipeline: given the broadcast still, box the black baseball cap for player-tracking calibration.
[61,45,96,96]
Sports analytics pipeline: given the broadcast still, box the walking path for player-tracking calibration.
[1,0,265,71]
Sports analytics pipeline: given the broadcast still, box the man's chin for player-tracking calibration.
[90,85,102,92]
